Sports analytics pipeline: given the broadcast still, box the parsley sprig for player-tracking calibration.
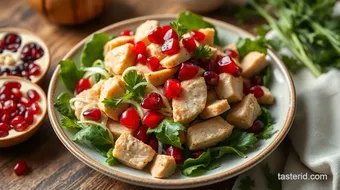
[193,45,212,59]
[170,21,189,39]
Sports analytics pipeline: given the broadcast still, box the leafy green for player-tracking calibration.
[54,92,75,118]
[170,21,189,39]
[105,148,119,166]
[238,176,255,190]
[60,116,81,129]
[178,11,221,45]
[262,163,281,190]
[73,126,113,156]
[147,120,185,148]
[220,129,258,152]
[210,146,246,159]
[182,150,212,176]
[236,36,267,59]
[102,98,123,108]
[58,59,84,91]
[257,107,275,139]
[281,55,304,74]
[261,66,272,87]
[193,45,213,59]
[80,33,110,68]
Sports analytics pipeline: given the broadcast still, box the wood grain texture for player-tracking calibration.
[0,0,261,189]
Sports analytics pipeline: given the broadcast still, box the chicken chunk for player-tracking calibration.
[134,64,179,86]
[199,100,230,119]
[226,94,262,129]
[149,155,176,179]
[146,43,167,61]
[241,51,268,78]
[134,20,159,44]
[103,36,135,56]
[257,86,274,105]
[215,73,244,103]
[198,28,215,46]
[107,119,135,139]
[113,133,156,170]
[172,77,207,124]
[105,43,136,75]
[186,116,234,151]
[160,41,191,69]
[98,77,128,121]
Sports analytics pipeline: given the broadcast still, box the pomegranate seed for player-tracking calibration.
[76,78,92,94]
[0,93,11,101]
[191,30,205,42]
[192,151,203,159]
[11,88,22,101]
[148,135,158,151]
[10,110,19,119]
[166,146,184,164]
[10,116,25,126]
[161,38,180,56]
[218,56,241,76]
[134,41,147,54]
[163,29,178,41]
[1,113,10,123]
[208,57,220,73]
[20,43,44,61]
[27,89,40,102]
[3,100,17,113]
[14,161,29,175]
[225,49,239,59]
[0,86,11,96]
[120,108,140,130]
[120,30,133,36]
[0,122,10,132]
[141,92,164,110]
[146,56,160,71]
[248,120,264,134]
[4,81,21,89]
[29,103,41,115]
[136,53,147,64]
[250,85,264,98]
[4,33,21,52]
[251,75,262,86]
[233,67,242,77]
[203,71,219,86]
[24,110,34,125]
[17,104,26,116]
[243,81,252,95]
[182,37,197,52]
[0,39,5,53]
[0,130,9,138]
[19,97,31,107]
[148,27,165,44]
[82,108,101,121]
[162,25,171,33]
[135,126,148,143]
[178,63,199,81]
[143,110,164,129]
[13,122,28,132]
[163,79,182,99]
[28,63,41,76]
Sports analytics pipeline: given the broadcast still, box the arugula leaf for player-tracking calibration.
[102,98,123,108]
[257,107,275,139]
[238,176,255,190]
[280,55,304,74]
[123,70,147,101]
[261,66,272,88]
[80,33,110,68]
[170,22,189,39]
[58,59,84,91]
[236,36,267,59]
[262,163,282,190]
[182,164,208,177]
[193,45,212,59]
[73,126,113,156]
[147,120,186,148]
[220,129,258,152]
[54,92,75,118]
[178,11,221,45]
[182,150,212,176]
[60,116,81,129]
[210,146,246,159]
[105,147,119,166]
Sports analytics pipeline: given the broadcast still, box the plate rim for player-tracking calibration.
[47,14,296,189]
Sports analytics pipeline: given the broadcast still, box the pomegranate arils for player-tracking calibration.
[28,63,41,76]
[135,126,148,143]
[134,41,147,54]
[18,104,26,116]
[164,79,182,99]
[3,100,17,113]
[19,97,31,107]
[141,92,164,110]
[178,63,199,81]
[161,38,180,56]
[148,135,158,151]
[225,49,239,59]
[0,40,5,53]
[218,56,241,76]
[166,146,184,164]
[192,151,203,159]
[76,78,92,94]
[4,81,21,89]
[10,116,24,126]
[1,113,10,123]
[14,161,29,176]
[120,29,133,36]
[143,110,164,129]
[163,29,178,41]
[24,110,34,125]
[191,30,205,42]
[162,25,172,33]
[203,71,219,86]
[0,130,9,138]
[148,27,165,44]
[20,43,44,61]
[27,89,40,102]
[251,75,262,86]
[182,37,197,52]
[248,120,264,134]
[243,81,252,95]
[0,122,10,132]
[4,33,21,52]
[120,108,140,130]
[146,56,160,71]
[82,108,101,121]
[11,88,23,101]
[136,53,147,64]
[30,103,41,115]
[14,122,28,132]
[250,85,264,98]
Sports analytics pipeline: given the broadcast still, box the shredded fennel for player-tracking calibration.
[83,66,110,79]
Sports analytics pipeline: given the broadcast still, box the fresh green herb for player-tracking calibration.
[220,129,258,152]
[210,146,246,159]
[60,116,81,129]
[238,176,255,190]
[193,45,212,59]
[54,92,75,119]
[262,163,281,190]
[170,21,189,39]
[281,55,304,74]
[92,60,107,82]
[178,11,221,45]
[257,107,275,139]
[80,33,110,68]
[73,126,113,156]
[236,36,267,59]
[182,150,212,176]
[102,98,123,108]
[105,147,119,166]
[147,120,186,148]
[261,66,272,88]
[58,59,84,91]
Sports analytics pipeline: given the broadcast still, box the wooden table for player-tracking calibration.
[0,1,260,189]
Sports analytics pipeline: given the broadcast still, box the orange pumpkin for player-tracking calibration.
[28,0,111,25]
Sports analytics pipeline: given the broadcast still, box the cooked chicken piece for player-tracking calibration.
[186,116,234,151]
[257,86,274,105]
[107,119,135,139]
[199,100,230,119]
[103,36,135,56]
[160,41,191,69]
[134,20,159,45]
[134,64,179,86]
[98,77,128,121]
[149,155,176,179]
[198,28,215,46]
[215,73,243,103]
[105,43,136,75]
[226,94,262,129]
[146,43,167,61]
[207,89,219,104]
[113,133,156,170]
[241,51,268,78]
[172,77,207,124]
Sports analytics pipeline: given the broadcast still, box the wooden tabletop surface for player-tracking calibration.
[0,0,260,189]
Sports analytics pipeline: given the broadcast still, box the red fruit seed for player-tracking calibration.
[248,120,264,134]
[182,37,197,52]
[14,161,29,176]
[141,92,164,110]
[120,30,133,36]
[190,30,205,42]
[76,78,91,94]
[161,38,180,56]
[82,108,101,121]
[148,135,158,151]
[250,85,264,98]
[163,29,178,41]
[27,89,40,102]
[166,146,184,164]
[148,27,165,44]
[225,49,239,59]
[143,110,164,129]
[136,53,147,64]
[134,41,147,54]
[163,79,182,99]
[120,108,140,130]
[135,126,148,143]
[178,63,199,81]
[203,71,219,86]
[146,56,160,71]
